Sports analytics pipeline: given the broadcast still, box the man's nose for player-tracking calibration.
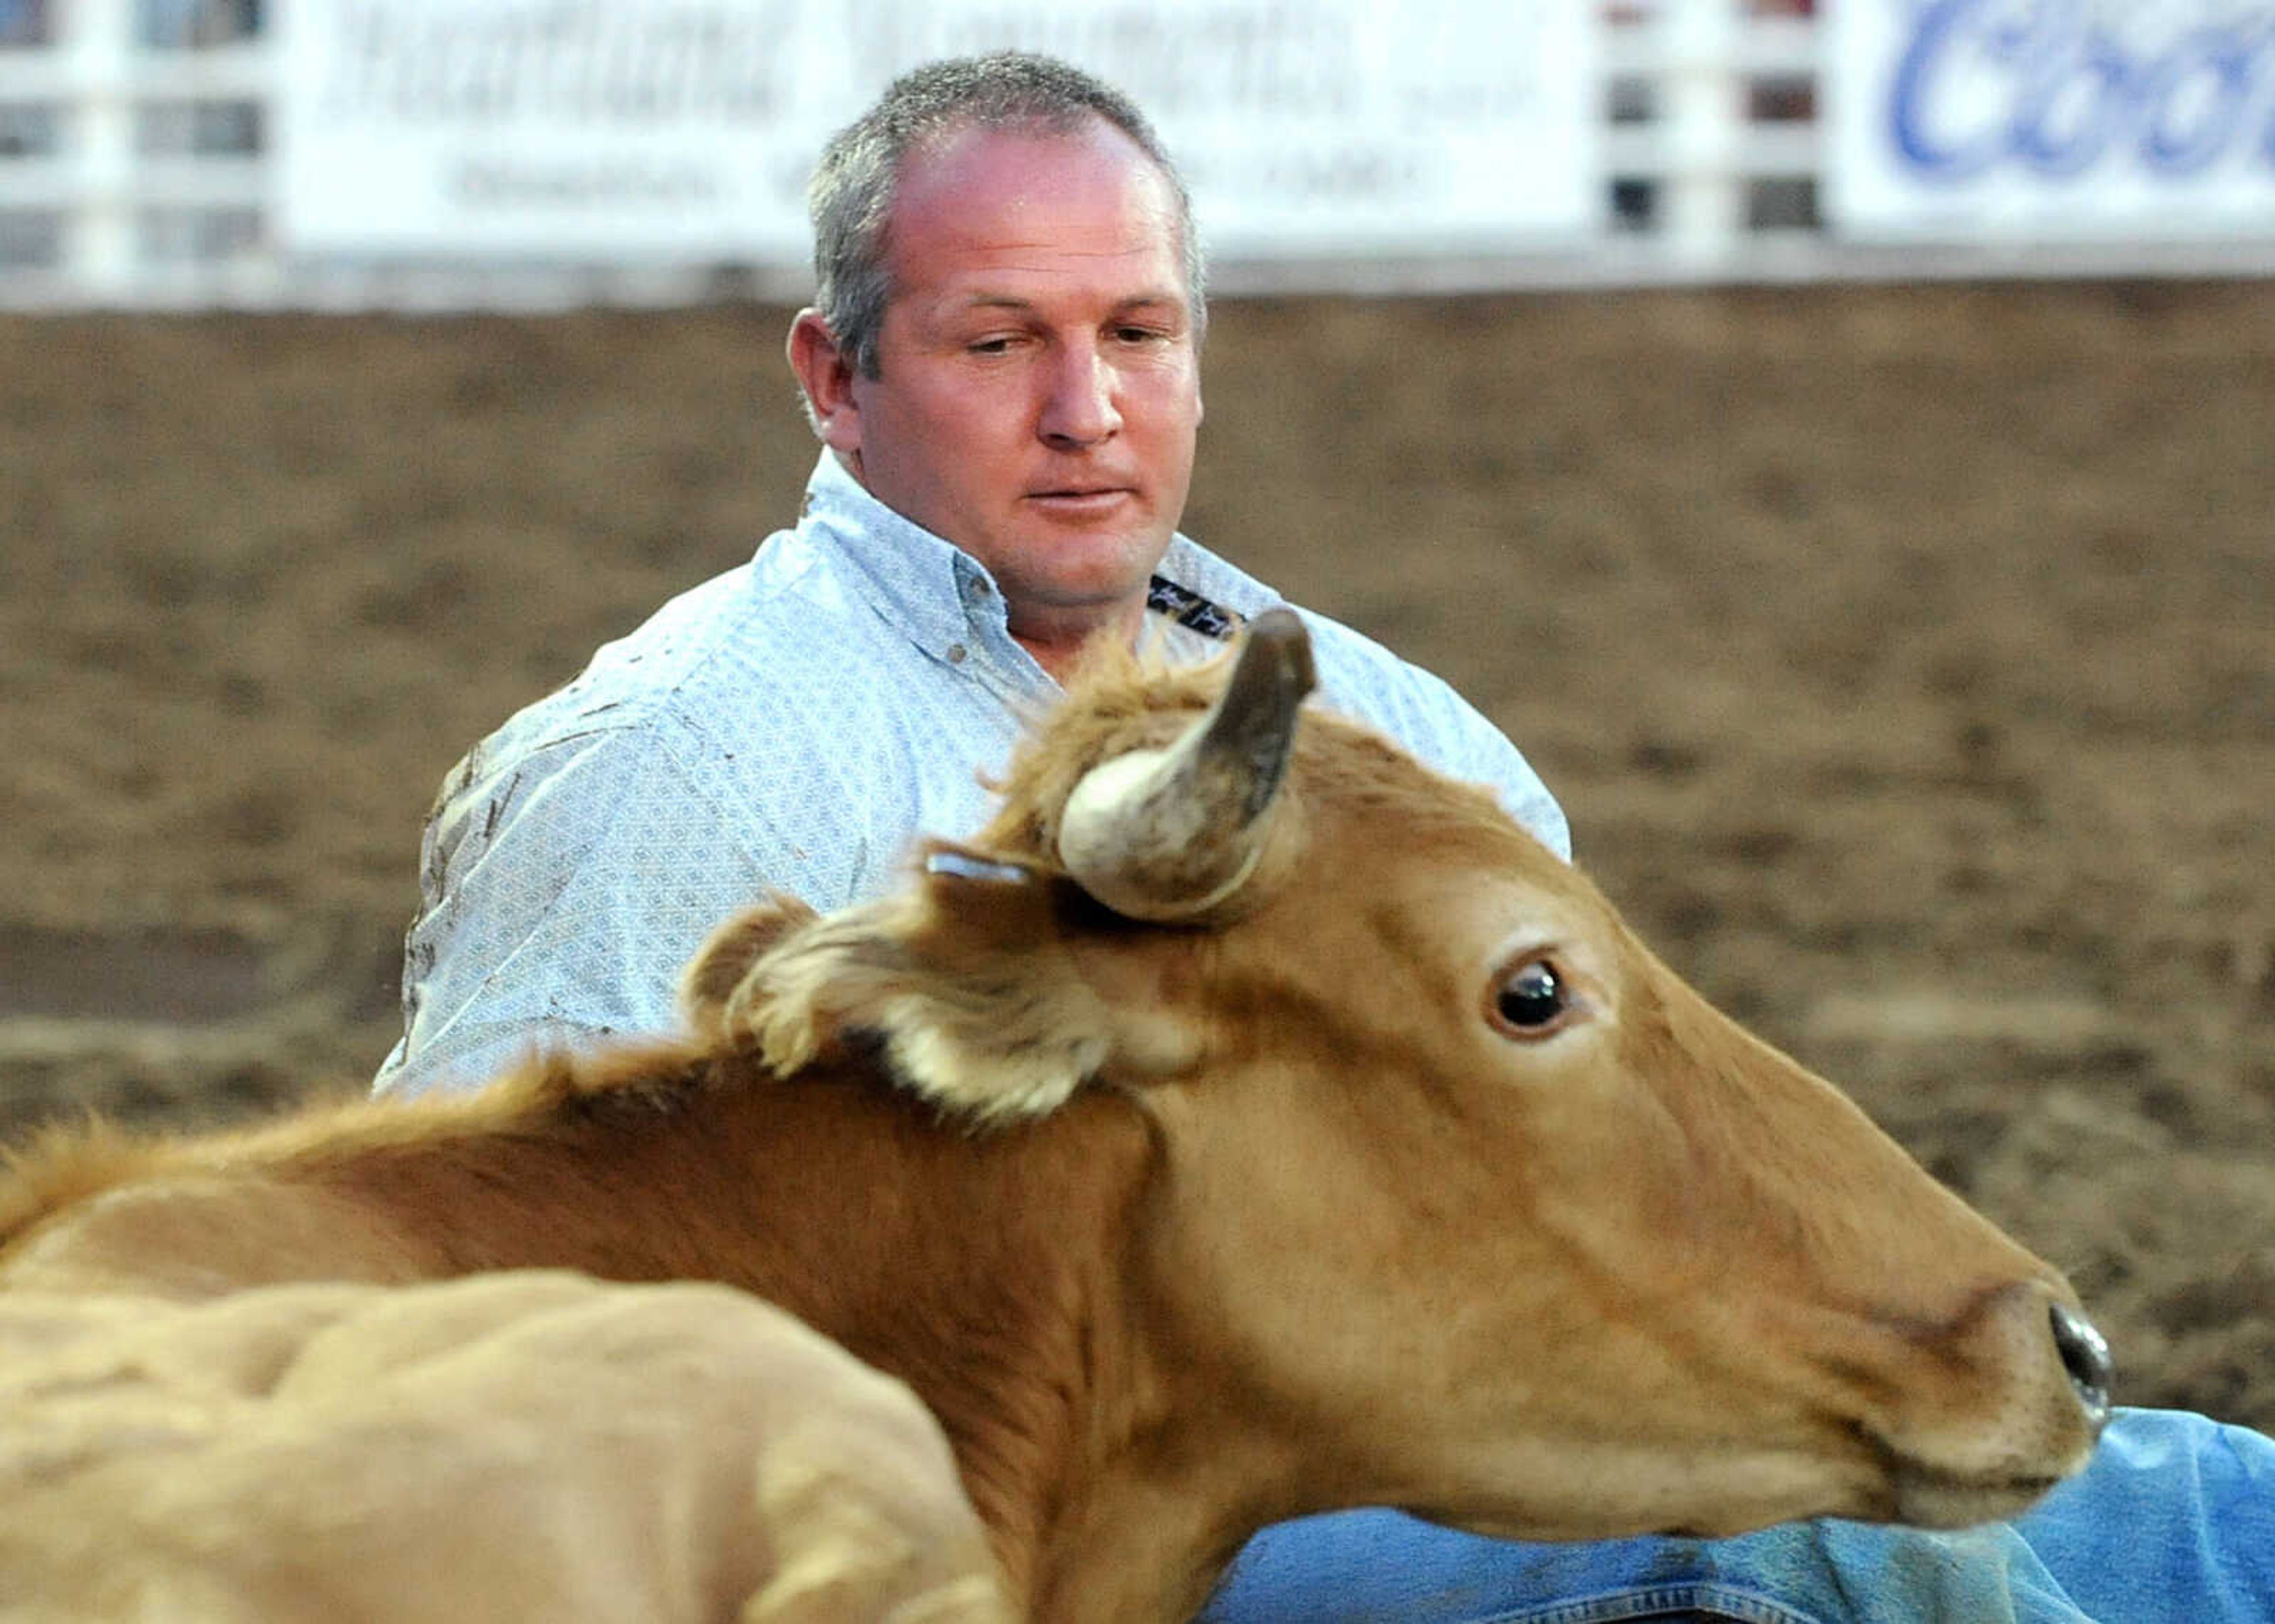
[1039,344,1121,449]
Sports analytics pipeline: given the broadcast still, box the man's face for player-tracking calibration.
[815,119,1203,650]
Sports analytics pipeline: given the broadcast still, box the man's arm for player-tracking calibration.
[374,721,823,1097]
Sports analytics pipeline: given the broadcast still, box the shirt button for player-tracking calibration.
[947,643,968,665]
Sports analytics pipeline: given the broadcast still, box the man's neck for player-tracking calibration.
[821,451,1156,684]
[1012,599,1149,683]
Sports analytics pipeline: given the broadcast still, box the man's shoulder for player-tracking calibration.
[502,548,909,741]
[1162,538,1425,673]
[1164,538,1571,856]
[1157,534,1281,622]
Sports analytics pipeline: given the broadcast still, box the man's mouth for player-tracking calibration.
[1028,486,1134,514]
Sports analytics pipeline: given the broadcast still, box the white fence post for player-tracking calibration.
[1661,0,1747,270]
[55,0,135,299]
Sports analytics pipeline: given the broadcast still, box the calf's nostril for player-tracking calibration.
[2049,1301,2114,1428]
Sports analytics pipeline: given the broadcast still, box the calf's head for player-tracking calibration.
[688,610,2110,1543]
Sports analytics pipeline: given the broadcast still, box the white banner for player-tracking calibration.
[1825,0,2275,241]
[274,0,1598,262]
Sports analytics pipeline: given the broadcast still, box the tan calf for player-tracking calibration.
[0,1274,1008,1623]
[0,611,2110,1623]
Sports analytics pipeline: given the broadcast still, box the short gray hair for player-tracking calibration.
[807,51,1207,382]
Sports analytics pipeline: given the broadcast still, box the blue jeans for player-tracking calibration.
[1199,1408,2274,1622]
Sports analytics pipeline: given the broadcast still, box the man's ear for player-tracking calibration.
[787,309,863,457]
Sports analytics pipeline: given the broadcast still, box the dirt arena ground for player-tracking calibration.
[1,283,2268,1433]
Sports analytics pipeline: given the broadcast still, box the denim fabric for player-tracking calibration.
[1198,1408,2274,1623]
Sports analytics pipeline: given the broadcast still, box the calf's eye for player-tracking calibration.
[1491,957,1572,1038]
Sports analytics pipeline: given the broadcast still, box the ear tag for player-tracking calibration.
[925,851,1034,886]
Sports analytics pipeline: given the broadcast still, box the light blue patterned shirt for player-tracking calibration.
[374,451,1568,1097]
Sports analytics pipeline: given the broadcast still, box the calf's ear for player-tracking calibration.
[693,847,1116,1125]
[679,896,821,1039]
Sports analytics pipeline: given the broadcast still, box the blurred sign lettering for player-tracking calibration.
[276,0,1597,261]
[1826,0,2275,239]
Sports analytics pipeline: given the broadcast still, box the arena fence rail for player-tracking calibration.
[2,0,2270,312]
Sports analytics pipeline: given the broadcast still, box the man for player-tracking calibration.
[373,51,1565,1098]
[380,50,2269,1624]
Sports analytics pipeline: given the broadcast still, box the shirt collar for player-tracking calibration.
[797,450,994,664]
[790,450,1249,673]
